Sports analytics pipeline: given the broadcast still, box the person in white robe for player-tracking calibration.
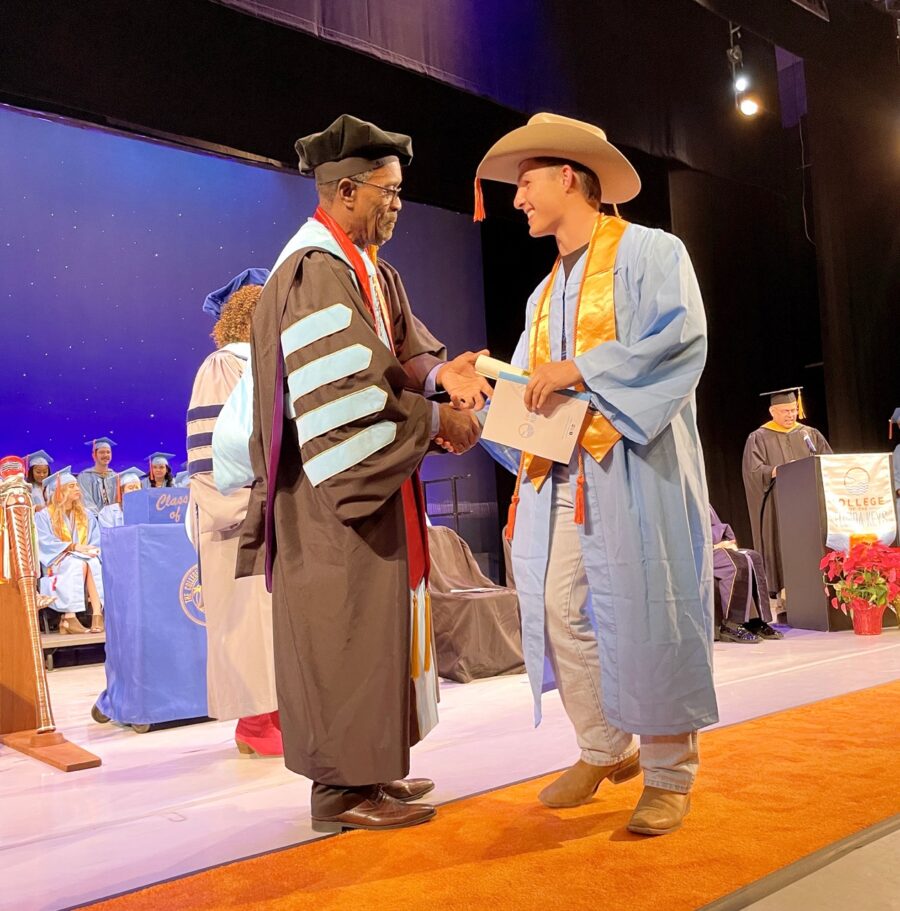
[35,466,104,634]
[187,268,282,757]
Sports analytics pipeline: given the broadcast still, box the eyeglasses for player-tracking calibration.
[350,179,402,203]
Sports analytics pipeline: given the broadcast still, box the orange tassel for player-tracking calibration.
[473,177,485,222]
[506,453,526,541]
[574,450,586,526]
[505,494,520,541]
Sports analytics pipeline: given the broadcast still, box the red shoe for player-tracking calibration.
[235,711,283,757]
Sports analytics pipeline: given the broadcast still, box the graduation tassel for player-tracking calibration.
[506,455,526,541]
[423,590,432,673]
[410,589,420,679]
[574,449,586,526]
[473,177,486,222]
[797,389,806,420]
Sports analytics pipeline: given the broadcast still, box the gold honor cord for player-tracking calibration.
[1,478,56,733]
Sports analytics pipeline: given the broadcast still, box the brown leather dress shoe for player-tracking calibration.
[627,785,691,835]
[311,787,436,834]
[382,777,435,802]
[539,752,641,808]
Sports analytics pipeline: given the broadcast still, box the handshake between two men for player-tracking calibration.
[432,349,493,455]
[430,349,590,455]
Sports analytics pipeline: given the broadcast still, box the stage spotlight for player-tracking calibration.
[734,74,750,92]
[739,95,761,117]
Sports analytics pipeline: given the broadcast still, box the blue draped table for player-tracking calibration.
[95,524,208,725]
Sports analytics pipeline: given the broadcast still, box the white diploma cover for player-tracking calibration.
[476,357,590,464]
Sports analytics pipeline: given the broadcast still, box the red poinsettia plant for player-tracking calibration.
[821,541,900,618]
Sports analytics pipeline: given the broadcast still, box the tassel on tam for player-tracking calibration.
[796,389,806,420]
[473,177,485,222]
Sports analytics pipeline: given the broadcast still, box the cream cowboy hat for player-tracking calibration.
[474,113,640,214]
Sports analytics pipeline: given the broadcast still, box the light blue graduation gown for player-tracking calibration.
[482,223,718,735]
[77,469,118,515]
[35,509,104,614]
[98,504,124,528]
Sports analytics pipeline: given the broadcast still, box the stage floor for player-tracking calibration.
[2,628,899,911]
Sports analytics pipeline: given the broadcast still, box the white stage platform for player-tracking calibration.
[2,628,899,911]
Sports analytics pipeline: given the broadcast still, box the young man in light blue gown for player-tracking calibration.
[77,437,118,514]
[474,114,717,836]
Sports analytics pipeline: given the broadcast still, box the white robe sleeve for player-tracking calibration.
[212,364,255,495]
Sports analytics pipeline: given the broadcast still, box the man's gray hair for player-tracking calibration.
[317,169,374,204]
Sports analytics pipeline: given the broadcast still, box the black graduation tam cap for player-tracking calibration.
[761,386,801,405]
[761,386,805,418]
[295,114,413,183]
[889,407,900,440]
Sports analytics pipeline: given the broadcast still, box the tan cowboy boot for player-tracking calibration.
[627,785,691,835]
[539,752,641,808]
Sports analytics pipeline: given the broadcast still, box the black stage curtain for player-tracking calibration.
[670,168,824,543]
[805,62,900,453]
[2,0,786,199]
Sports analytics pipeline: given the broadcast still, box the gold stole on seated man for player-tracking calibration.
[508,214,626,538]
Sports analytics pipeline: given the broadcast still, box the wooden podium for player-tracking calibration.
[775,456,899,632]
[0,473,101,771]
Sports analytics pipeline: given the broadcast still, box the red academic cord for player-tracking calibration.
[312,206,428,589]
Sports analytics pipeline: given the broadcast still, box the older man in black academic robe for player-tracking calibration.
[236,115,489,834]
[742,387,831,601]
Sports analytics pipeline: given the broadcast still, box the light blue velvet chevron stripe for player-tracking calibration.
[286,343,373,406]
[304,420,397,487]
[281,303,352,359]
[296,385,388,446]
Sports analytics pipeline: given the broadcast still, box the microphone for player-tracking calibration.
[802,432,816,454]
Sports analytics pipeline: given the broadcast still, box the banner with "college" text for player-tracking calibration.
[820,453,898,552]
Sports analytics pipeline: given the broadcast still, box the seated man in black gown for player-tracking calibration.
[711,506,784,643]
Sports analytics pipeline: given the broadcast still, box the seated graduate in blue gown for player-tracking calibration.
[98,467,145,528]
[77,436,119,515]
[35,466,105,635]
[25,449,53,511]
[173,460,190,487]
[142,452,177,489]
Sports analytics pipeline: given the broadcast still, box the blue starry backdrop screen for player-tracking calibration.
[0,104,494,507]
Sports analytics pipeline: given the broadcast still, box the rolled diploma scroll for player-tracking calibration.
[474,355,528,380]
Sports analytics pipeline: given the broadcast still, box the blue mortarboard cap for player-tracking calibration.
[26,449,54,467]
[118,467,146,486]
[202,269,270,318]
[145,451,176,468]
[42,465,76,496]
[85,437,116,450]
